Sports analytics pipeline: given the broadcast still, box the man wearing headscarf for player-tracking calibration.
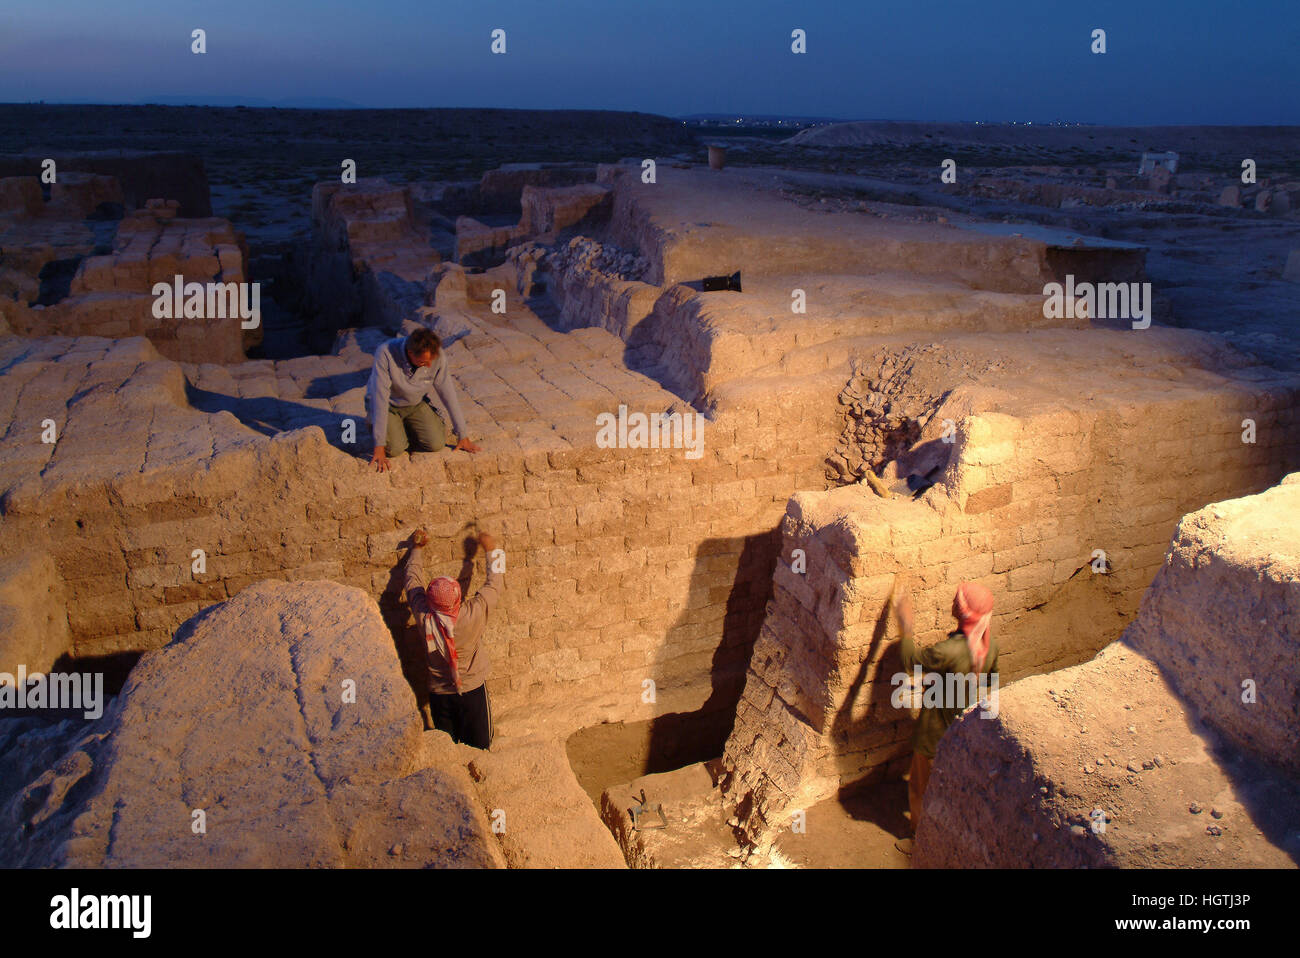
[891,579,998,853]
[403,527,503,748]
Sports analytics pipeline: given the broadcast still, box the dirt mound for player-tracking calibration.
[468,734,627,868]
[0,580,502,868]
[914,642,1300,868]
[1125,474,1300,774]
[915,475,1300,868]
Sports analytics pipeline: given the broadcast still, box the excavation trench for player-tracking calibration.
[578,508,1138,868]
[572,362,1147,867]
[666,349,1298,865]
[566,712,732,806]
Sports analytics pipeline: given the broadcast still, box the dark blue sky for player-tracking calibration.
[2,0,1296,124]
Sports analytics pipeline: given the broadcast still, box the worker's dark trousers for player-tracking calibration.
[429,684,493,750]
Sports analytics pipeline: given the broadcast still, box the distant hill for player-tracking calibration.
[0,103,700,189]
[141,95,366,109]
[680,113,854,124]
[785,120,1300,156]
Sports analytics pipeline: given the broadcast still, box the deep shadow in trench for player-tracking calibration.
[566,529,780,803]
[821,595,913,843]
[49,650,142,698]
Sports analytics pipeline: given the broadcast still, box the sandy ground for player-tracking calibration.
[771,780,912,869]
[5,108,1296,866]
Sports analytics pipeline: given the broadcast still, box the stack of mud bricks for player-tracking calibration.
[312,179,439,282]
[5,370,842,732]
[454,184,610,265]
[549,238,660,340]
[13,199,249,363]
[724,384,1300,843]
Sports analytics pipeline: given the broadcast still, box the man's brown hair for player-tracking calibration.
[407,327,441,358]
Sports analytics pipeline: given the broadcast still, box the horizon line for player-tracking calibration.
[4,102,1300,129]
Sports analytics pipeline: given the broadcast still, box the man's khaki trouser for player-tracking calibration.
[908,752,933,836]
[378,400,447,456]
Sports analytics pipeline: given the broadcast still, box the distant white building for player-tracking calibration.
[1138,151,1179,175]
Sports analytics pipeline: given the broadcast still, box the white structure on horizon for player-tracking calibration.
[1138,151,1179,175]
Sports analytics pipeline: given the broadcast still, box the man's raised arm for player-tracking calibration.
[404,528,430,616]
[474,532,503,612]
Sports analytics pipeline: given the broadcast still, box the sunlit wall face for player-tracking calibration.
[1,0,1297,124]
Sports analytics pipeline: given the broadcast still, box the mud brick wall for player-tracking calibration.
[550,269,714,407]
[547,247,1087,415]
[0,551,69,675]
[4,208,249,363]
[0,151,212,218]
[0,377,843,736]
[455,217,526,263]
[915,476,1300,869]
[311,179,439,281]
[550,252,657,335]
[602,166,1142,293]
[519,184,611,242]
[478,166,597,216]
[721,382,1300,847]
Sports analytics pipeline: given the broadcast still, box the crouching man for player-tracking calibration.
[404,527,502,748]
[366,327,481,472]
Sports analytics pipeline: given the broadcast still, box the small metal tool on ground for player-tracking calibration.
[629,789,668,831]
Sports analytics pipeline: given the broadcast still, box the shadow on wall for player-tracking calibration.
[48,650,141,698]
[996,565,1131,682]
[380,538,426,717]
[43,602,228,710]
[621,290,699,407]
[641,530,781,774]
[185,376,368,453]
[304,369,368,398]
[830,598,902,757]
[824,558,1141,829]
[825,595,913,811]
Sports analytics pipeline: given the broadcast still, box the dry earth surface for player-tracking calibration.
[1,109,1297,868]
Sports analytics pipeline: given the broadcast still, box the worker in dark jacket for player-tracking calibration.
[404,527,502,748]
[891,580,998,854]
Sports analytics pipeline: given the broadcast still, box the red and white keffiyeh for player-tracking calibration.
[952,581,994,674]
[424,576,463,692]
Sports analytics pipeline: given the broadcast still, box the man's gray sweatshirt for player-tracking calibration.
[366,337,469,448]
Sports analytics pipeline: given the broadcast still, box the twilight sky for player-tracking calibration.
[1,0,1296,124]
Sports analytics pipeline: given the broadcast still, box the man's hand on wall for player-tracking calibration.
[455,437,481,454]
[412,528,429,548]
[371,446,390,472]
[477,532,496,555]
